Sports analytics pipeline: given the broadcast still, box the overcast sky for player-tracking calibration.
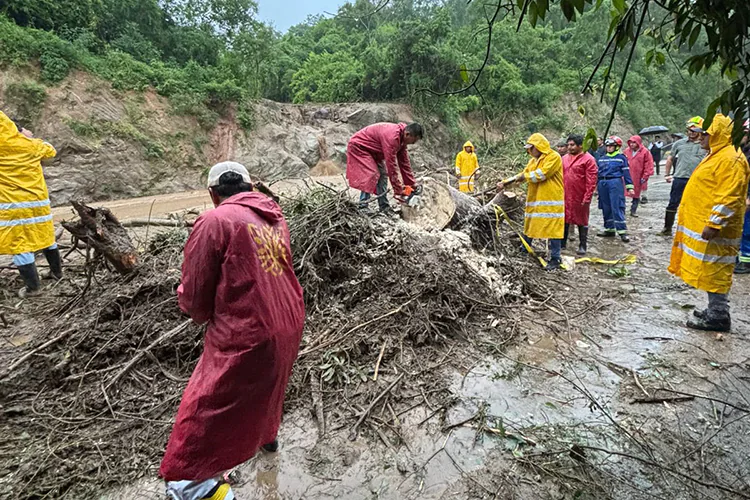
[257,0,345,32]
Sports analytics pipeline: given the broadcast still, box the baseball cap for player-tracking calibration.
[686,116,704,133]
[207,161,252,188]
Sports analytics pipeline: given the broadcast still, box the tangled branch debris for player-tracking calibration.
[0,189,533,498]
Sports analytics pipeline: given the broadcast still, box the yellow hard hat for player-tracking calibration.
[686,116,704,132]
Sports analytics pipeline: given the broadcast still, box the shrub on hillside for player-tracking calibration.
[4,80,47,126]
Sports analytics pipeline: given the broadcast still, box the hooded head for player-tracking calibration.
[0,111,20,145]
[627,135,644,153]
[524,133,552,159]
[463,141,474,154]
[703,114,733,155]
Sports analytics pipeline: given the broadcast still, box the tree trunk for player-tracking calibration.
[401,178,518,249]
[61,201,139,274]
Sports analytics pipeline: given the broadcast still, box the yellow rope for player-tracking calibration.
[493,205,548,268]
[575,254,637,265]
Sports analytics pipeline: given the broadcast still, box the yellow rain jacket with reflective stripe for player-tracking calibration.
[0,111,57,255]
[515,134,565,239]
[455,141,479,193]
[668,115,750,294]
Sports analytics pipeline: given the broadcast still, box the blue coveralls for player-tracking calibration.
[597,152,634,234]
[740,146,750,264]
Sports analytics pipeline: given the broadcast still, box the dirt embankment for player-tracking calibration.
[0,69,457,207]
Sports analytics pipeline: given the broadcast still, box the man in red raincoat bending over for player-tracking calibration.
[626,135,654,217]
[160,161,305,500]
[562,134,598,255]
[346,122,423,214]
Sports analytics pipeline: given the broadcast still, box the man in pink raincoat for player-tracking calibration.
[160,162,305,500]
[346,122,423,214]
[562,134,598,255]
[626,135,654,217]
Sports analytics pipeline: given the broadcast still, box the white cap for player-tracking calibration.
[207,161,252,188]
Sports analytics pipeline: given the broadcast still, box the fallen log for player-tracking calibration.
[61,201,139,274]
[120,218,194,228]
[401,177,524,249]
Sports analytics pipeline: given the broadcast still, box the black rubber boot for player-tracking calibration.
[597,230,616,238]
[734,262,750,274]
[641,195,648,204]
[687,315,730,332]
[42,247,63,280]
[660,210,676,235]
[630,198,640,217]
[544,258,562,271]
[561,224,570,249]
[262,439,279,452]
[577,226,588,255]
[17,263,41,298]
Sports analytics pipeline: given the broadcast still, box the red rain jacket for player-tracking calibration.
[626,136,654,199]
[346,122,416,196]
[562,152,598,226]
[160,191,305,481]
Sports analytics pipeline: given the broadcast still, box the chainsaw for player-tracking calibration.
[402,184,423,208]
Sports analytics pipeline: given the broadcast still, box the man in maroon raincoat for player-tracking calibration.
[160,161,305,500]
[346,122,423,213]
[626,135,654,217]
[562,134,598,255]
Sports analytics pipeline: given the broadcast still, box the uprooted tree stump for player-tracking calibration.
[61,201,139,274]
[401,177,525,249]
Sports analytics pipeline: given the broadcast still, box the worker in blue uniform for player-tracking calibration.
[597,137,635,242]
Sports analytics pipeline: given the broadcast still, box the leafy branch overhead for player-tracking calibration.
[462,0,747,144]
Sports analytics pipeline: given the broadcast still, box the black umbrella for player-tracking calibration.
[638,125,669,135]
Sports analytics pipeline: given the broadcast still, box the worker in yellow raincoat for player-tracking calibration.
[455,141,479,193]
[0,111,62,298]
[668,114,750,332]
[497,133,565,270]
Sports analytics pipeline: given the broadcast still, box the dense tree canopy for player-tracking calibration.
[0,0,737,138]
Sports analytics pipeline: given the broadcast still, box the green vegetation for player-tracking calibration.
[65,117,165,159]
[0,0,735,141]
[4,80,47,126]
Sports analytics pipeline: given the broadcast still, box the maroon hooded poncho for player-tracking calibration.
[562,151,598,226]
[626,135,654,199]
[346,122,416,196]
[160,191,305,481]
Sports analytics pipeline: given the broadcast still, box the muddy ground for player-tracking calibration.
[96,180,750,499]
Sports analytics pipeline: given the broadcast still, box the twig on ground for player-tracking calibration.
[349,374,404,441]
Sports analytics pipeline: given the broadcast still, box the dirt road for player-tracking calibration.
[104,179,750,499]
[50,176,350,222]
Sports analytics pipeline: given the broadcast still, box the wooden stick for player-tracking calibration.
[632,369,650,398]
[120,218,193,228]
[311,373,326,437]
[105,320,192,391]
[0,328,74,379]
[631,396,694,405]
[372,342,387,381]
[349,374,404,441]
